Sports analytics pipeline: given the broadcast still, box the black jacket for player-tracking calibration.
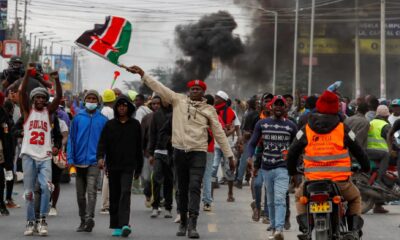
[97,95,143,174]
[156,113,173,154]
[148,106,172,155]
[0,107,15,170]
[287,113,370,176]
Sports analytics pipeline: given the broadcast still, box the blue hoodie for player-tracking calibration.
[67,109,108,166]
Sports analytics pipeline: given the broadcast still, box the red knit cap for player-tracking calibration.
[0,91,4,107]
[187,80,207,91]
[316,90,339,114]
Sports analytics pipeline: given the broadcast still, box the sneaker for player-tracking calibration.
[151,209,159,218]
[158,207,162,214]
[274,230,284,240]
[0,204,10,216]
[203,203,212,212]
[84,218,95,232]
[100,208,109,215]
[234,181,243,189]
[262,217,270,224]
[37,218,48,236]
[24,221,36,236]
[165,210,173,218]
[373,204,389,214]
[268,230,276,240]
[252,208,260,222]
[49,207,58,216]
[6,199,21,209]
[76,221,86,232]
[121,225,132,237]
[174,214,181,223]
[112,228,122,237]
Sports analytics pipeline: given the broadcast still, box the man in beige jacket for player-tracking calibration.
[127,65,234,239]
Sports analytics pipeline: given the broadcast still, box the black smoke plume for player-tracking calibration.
[170,11,243,91]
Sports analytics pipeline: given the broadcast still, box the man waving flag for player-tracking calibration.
[75,16,132,65]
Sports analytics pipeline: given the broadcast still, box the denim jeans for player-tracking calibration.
[212,147,234,182]
[76,166,100,221]
[22,155,52,221]
[261,168,289,231]
[236,142,250,182]
[202,153,214,204]
[253,171,268,217]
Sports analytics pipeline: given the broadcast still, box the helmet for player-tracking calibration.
[391,99,400,106]
[127,90,138,102]
[102,89,116,103]
[30,87,50,101]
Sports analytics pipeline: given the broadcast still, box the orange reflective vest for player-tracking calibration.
[304,122,352,181]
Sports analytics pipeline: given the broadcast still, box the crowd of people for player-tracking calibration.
[0,58,400,240]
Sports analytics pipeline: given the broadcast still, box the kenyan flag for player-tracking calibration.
[75,16,132,65]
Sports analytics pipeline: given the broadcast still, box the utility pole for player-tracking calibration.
[355,0,361,98]
[13,0,19,39]
[272,12,278,95]
[380,0,386,99]
[292,0,299,97]
[23,0,28,49]
[308,0,316,96]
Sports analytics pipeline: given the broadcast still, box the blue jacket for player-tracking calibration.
[67,109,108,166]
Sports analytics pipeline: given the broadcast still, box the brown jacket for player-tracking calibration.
[142,75,233,158]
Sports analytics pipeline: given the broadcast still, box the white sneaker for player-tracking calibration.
[24,221,35,236]
[100,208,109,215]
[49,207,58,216]
[150,209,159,218]
[274,230,284,240]
[268,230,276,240]
[174,215,181,223]
[37,219,48,236]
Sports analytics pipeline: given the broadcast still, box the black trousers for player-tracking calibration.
[108,170,133,229]
[174,150,206,217]
[152,153,174,211]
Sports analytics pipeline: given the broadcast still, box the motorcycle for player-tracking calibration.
[298,179,361,240]
[353,161,400,214]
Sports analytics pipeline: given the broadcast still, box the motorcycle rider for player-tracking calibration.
[287,90,370,240]
[367,105,392,214]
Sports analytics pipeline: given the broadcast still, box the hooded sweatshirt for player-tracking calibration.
[286,113,370,176]
[97,95,143,173]
[67,107,108,166]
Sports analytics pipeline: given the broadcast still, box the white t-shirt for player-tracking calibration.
[389,114,400,126]
[135,105,152,123]
[101,106,114,120]
[59,119,69,133]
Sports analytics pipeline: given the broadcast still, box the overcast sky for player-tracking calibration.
[8,0,254,92]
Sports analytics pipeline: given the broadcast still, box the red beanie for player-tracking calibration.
[316,91,339,114]
[187,80,207,91]
[0,92,4,107]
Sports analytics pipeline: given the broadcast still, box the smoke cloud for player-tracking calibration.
[170,11,243,91]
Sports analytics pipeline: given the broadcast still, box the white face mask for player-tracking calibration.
[85,102,98,111]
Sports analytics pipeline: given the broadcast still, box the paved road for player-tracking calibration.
[1,179,400,239]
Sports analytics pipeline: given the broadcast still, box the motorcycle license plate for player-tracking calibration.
[310,202,332,213]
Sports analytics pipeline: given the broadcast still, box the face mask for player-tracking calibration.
[85,102,98,111]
